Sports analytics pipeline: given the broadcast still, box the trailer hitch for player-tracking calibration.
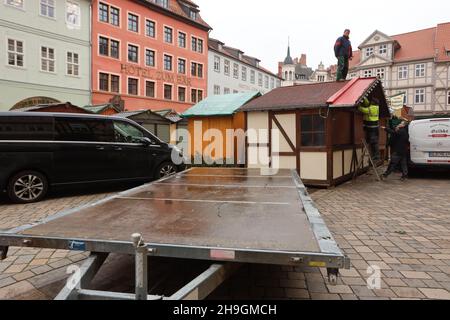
[0,246,8,260]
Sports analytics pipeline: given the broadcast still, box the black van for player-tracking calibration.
[0,112,186,203]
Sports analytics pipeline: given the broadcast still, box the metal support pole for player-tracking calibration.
[132,233,148,301]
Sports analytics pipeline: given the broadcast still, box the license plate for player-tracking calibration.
[429,152,450,158]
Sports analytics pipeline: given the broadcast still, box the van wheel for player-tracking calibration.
[7,171,48,204]
[155,162,177,180]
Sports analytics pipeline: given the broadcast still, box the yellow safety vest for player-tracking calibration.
[358,99,380,124]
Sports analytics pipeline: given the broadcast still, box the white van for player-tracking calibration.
[409,118,450,167]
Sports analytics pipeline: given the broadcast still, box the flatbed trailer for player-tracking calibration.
[0,168,350,300]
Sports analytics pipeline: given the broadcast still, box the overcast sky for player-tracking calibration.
[195,0,450,73]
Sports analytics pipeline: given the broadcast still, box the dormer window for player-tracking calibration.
[156,0,169,9]
[379,44,387,55]
[366,47,374,57]
[190,10,197,20]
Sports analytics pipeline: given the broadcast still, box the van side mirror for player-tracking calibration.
[141,137,154,146]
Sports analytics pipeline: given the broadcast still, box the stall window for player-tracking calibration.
[301,115,326,147]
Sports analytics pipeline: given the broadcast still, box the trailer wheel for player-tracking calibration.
[155,162,177,180]
[7,171,48,204]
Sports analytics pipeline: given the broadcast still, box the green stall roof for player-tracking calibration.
[182,91,261,118]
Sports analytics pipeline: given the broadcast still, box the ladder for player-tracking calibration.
[352,139,382,182]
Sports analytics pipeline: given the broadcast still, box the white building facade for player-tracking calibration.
[349,24,450,115]
[0,0,91,111]
[279,45,336,87]
[208,38,281,96]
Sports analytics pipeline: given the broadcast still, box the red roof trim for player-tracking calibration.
[326,78,360,104]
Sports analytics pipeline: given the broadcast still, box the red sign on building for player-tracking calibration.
[92,0,211,113]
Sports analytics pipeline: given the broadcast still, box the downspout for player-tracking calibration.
[89,1,93,105]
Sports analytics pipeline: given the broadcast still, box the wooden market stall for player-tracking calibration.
[182,91,261,164]
[239,77,390,187]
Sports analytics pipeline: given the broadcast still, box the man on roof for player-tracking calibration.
[334,29,353,81]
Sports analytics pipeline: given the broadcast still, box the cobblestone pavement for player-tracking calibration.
[1,171,450,300]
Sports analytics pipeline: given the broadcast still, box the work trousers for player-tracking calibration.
[336,56,349,81]
[365,127,380,161]
[384,153,408,177]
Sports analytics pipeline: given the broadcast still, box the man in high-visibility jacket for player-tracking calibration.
[359,97,381,161]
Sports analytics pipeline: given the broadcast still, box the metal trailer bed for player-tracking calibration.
[0,168,350,300]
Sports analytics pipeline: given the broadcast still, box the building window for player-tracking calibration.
[415,89,425,104]
[242,66,247,81]
[128,44,138,63]
[164,84,172,100]
[146,20,155,38]
[258,73,263,87]
[110,6,119,26]
[250,70,256,84]
[224,88,230,94]
[271,78,275,89]
[365,47,374,57]
[100,6,110,23]
[5,0,23,9]
[178,87,186,102]
[415,64,425,78]
[178,32,186,48]
[191,62,203,78]
[128,78,138,95]
[145,81,155,98]
[41,46,55,72]
[191,89,203,103]
[224,60,230,76]
[318,75,325,82]
[99,73,119,93]
[145,49,155,67]
[379,44,387,55]
[191,37,203,53]
[301,115,326,147]
[128,13,138,33]
[40,0,55,18]
[178,58,186,74]
[164,55,173,71]
[197,39,203,53]
[164,26,173,43]
[99,37,117,57]
[376,68,385,79]
[214,85,220,95]
[66,52,79,76]
[99,3,119,26]
[233,63,239,79]
[7,39,24,67]
[214,56,220,73]
[99,73,109,91]
[110,40,119,59]
[264,75,269,89]
[66,1,81,27]
[233,90,239,94]
[399,66,408,79]
[447,91,450,105]
[189,10,197,20]
[156,0,169,9]
[363,70,372,78]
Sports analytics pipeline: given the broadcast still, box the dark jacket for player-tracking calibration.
[385,126,409,156]
[334,36,353,58]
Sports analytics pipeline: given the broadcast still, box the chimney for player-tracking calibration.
[300,54,307,66]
